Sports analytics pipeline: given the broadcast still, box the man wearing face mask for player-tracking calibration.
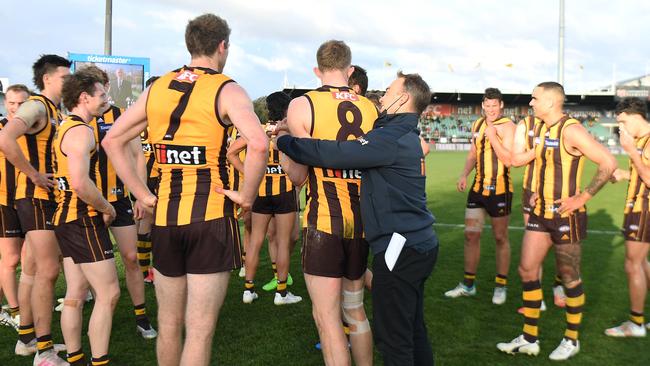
[276,71,438,366]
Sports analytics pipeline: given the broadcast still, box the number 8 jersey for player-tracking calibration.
[303,86,378,239]
[146,66,235,226]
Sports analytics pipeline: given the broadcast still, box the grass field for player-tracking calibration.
[0,150,648,365]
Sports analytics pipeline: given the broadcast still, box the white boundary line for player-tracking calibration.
[433,222,620,235]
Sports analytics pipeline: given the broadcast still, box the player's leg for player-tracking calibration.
[60,257,89,365]
[491,215,510,304]
[445,207,485,297]
[243,212,272,302]
[273,211,301,304]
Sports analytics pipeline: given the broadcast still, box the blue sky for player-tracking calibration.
[2,0,649,98]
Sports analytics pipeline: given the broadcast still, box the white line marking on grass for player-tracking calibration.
[433,223,620,235]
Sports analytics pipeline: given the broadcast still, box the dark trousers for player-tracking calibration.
[372,244,438,366]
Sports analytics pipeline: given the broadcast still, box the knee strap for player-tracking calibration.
[465,208,486,233]
[342,289,370,335]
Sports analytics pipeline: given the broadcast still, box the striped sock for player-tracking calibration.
[276,280,287,296]
[137,234,152,277]
[495,274,508,287]
[630,311,644,327]
[36,334,53,354]
[67,349,86,365]
[18,323,35,344]
[91,354,110,365]
[522,280,543,343]
[564,282,585,344]
[244,280,255,292]
[134,303,151,329]
[8,306,19,318]
[463,272,476,288]
[271,262,278,278]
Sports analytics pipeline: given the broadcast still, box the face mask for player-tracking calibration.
[379,95,403,118]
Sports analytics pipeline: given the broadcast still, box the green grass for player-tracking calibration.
[0,150,648,365]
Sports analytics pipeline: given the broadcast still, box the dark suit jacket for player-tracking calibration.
[110,79,133,108]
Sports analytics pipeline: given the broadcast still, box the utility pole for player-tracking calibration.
[558,0,565,85]
[105,0,112,55]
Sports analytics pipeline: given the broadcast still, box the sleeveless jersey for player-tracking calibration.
[146,66,234,226]
[624,134,650,214]
[522,116,543,191]
[89,105,127,202]
[259,132,293,197]
[532,116,586,219]
[303,86,378,238]
[0,119,17,206]
[15,94,59,201]
[53,115,100,224]
[470,116,514,196]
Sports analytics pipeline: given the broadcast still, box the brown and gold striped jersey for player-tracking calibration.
[146,66,235,226]
[259,134,293,197]
[227,127,244,192]
[303,86,378,238]
[53,115,100,224]
[140,127,159,179]
[522,116,543,192]
[532,116,585,219]
[470,116,514,196]
[89,105,127,202]
[15,94,59,202]
[0,118,17,206]
[624,134,650,214]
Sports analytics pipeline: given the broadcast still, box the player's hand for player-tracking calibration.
[216,187,253,211]
[529,192,538,208]
[484,122,498,141]
[274,118,290,137]
[29,172,55,191]
[619,123,635,153]
[456,176,467,192]
[555,193,588,215]
[139,194,157,215]
[610,168,629,183]
[132,199,150,220]
[102,204,117,227]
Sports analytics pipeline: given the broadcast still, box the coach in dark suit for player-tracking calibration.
[277,72,439,366]
[109,68,133,109]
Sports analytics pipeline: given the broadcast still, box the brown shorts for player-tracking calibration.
[522,189,534,214]
[0,204,23,238]
[15,198,56,232]
[252,189,298,215]
[466,189,512,217]
[54,215,114,264]
[110,198,135,227]
[622,211,650,243]
[151,217,241,277]
[301,228,369,280]
[526,212,587,244]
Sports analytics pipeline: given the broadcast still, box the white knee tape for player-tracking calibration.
[342,290,370,335]
[465,208,486,232]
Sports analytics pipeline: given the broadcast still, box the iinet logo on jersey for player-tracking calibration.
[154,144,206,165]
[175,70,199,82]
[331,91,358,101]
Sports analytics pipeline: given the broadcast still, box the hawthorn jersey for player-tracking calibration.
[89,105,127,202]
[522,116,543,191]
[15,94,59,201]
[624,134,650,214]
[470,116,514,196]
[303,86,378,239]
[140,128,159,179]
[259,129,293,197]
[53,115,100,224]
[532,116,585,219]
[146,66,235,226]
[0,119,17,206]
[228,127,244,192]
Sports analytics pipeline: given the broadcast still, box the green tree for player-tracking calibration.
[253,95,268,123]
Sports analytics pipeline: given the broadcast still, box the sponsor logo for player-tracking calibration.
[527,222,540,228]
[545,204,559,212]
[545,131,550,137]
[558,225,570,232]
[534,137,541,145]
[323,168,362,179]
[497,202,506,207]
[266,164,284,175]
[111,187,123,195]
[357,136,369,145]
[627,202,634,208]
[127,209,133,215]
[5,229,21,234]
[46,221,52,226]
[630,224,639,231]
[56,177,70,191]
[561,234,569,240]
[104,249,114,255]
[544,138,559,148]
[331,91,358,101]
[483,185,496,191]
[141,143,153,153]
[98,122,112,132]
[154,144,206,165]
[175,70,199,82]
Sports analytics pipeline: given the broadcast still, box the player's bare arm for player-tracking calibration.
[619,124,650,185]
[485,120,515,167]
[63,125,116,225]
[226,137,247,174]
[102,88,156,209]
[457,142,477,192]
[217,82,268,210]
[555,123,617,214]
[0,101,55,190]
[510,120,535,167]
[279,96,310,186]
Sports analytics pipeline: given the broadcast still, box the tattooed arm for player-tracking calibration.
[555,123,617,214]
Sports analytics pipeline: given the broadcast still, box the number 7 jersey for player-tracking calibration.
[303,86,378,239]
